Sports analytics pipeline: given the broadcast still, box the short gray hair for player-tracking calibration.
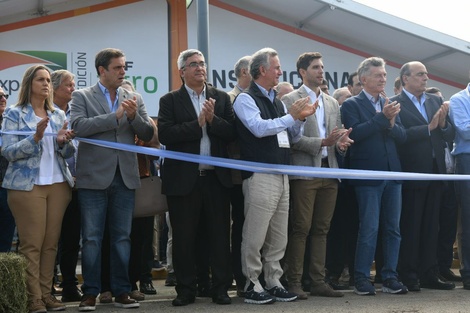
[275,81,293,93]
[357,57,386,82]
[250,47,278,80]
[332,87,349,101]
[51,70,75,91]
[177,49,204,70]
[399,62,414,86]
[234,55,251,78]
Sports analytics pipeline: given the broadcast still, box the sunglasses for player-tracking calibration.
[0,94,9,100]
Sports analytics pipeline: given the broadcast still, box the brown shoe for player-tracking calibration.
[310,283,344,297]
[28,299,47,313]
[129,290,145,301]
[79,294,96,312]
[288,284,308,300]
[99,291,112,304]
[42,294,66,311]
[114,293,140,309]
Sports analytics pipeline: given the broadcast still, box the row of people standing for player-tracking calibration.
[2,45,465,312]
[157,46,466,307]
[1,48,157,313]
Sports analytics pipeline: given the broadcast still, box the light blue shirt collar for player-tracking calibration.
[255,82,275,102]
[98,81,120,112]
[362,90,382,111]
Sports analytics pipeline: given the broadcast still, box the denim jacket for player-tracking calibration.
[1,104,75,191]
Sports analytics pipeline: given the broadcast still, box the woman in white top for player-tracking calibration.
[2,64,75,313]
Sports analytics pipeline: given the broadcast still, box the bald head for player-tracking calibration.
[400,61,429,97]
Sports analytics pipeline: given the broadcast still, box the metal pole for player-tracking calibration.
[196,0,210,80]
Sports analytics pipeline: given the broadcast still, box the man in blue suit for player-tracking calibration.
[341,57,407,295]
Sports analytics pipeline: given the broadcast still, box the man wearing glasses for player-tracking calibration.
[158,49,235,306]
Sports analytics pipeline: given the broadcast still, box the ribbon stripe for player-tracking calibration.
[1,130,469,181]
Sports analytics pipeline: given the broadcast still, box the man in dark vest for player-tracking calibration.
[233,47,316,305]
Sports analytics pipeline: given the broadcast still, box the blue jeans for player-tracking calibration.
[354,181,402,283]
[455,154,470,280]
[79,172,135,296]
[0,187,15,252]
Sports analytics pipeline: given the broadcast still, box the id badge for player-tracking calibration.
[277,130,290,148]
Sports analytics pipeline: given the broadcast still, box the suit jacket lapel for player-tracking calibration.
[298,86,319,131]
[400,92,428,123]
[92,83,111,114]
[298,86,310,103]
[323,95,334,130]
[206,84,219,103]
[423,94,434,122]
[358,92,377,116]
[178,85,198,119]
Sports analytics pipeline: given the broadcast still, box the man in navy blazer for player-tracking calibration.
[391,61,455,291]
[158,49,235,307]
[341,57,407,296]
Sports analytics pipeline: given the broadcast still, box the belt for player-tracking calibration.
[198,170,213,176]
[321,157,329,168]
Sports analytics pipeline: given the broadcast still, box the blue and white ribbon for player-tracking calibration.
[2,130,469,181]
[78,138,470,181]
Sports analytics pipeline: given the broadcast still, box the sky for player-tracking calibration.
[354,0,470,43]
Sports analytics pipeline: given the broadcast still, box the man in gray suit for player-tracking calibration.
[70,48,153,311]
[282,52,352,300]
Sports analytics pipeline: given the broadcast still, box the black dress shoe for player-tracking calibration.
[165,272,177,286]
[196,285,211,298]
[212,293,231,305]
[439,268,462,282]
[463,278,470,290]
[140,282,157,295]
[403,281,421,292]
[172,295,195,306]
[326,278,349,290]
[61,287,83,302]
[420,276,455,290]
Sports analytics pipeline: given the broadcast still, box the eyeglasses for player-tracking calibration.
[184,61,206,69]
[0,94,8,100]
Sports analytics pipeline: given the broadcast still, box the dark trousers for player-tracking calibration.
[168,172,232,298]
[129,216,154,290]
[230,184,246,288]
[375,230,384,280]
[438,181,458,271]
[58,189,81,289]
[399,182,442,282]
[0,187,15,252]
[101,220,111,293]
[196,217,211,289]
[325,184,358,280]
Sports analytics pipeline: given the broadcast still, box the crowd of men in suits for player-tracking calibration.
[3,46,468,312]
[157,46,470,307]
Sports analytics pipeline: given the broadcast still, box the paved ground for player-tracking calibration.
[60,272,470,313]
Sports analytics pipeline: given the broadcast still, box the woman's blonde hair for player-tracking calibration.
[16,64,54,112]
